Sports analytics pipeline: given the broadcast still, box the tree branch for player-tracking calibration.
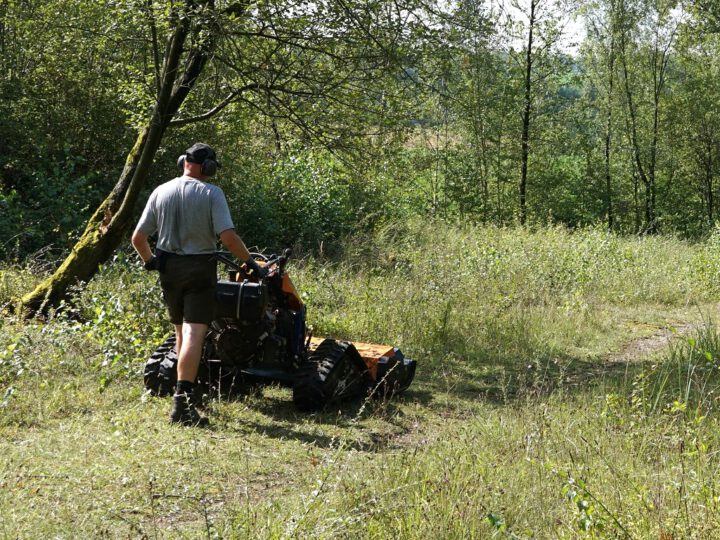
[168,84,259,126]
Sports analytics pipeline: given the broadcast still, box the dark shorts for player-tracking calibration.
[159,254,217,325]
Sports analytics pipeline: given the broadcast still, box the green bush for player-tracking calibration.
[0,153,109,260]
[225,151,385,253]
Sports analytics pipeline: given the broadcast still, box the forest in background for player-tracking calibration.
[2,0,720,264]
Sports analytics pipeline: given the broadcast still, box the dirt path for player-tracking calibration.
[607,322,697,363]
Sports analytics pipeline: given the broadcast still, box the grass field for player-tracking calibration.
[2,221,720,538]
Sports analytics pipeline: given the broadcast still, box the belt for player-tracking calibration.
[157,249,214,259]
[164,252,214,259]
[155,249,215,272]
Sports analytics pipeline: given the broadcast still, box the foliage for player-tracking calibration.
[223,150,386,252]
[0,0,139,258]
[5,0,720,268]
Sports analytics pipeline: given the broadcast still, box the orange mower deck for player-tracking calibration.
[309,336,398,381]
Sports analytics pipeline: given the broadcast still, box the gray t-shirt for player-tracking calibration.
[135,175,235,255]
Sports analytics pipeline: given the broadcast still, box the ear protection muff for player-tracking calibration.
[176,153,218,176]
[200,158,218,176]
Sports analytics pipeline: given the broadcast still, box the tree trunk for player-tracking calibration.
[646,74,660,233]
[633,169,640,233]
[619,0,653,233]
[604,10,616,231]
[20,1,218,315]
[519,0,536,226]
[708,164,714,225]
[699,127,714,224]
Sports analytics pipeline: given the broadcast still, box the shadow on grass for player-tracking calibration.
[180,331,676,448]
[202,350,651,440]
[417,350,656,405]
[211,387,436,450]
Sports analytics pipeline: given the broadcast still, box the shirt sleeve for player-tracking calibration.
[211,187,235,236]
[135,190,158,236]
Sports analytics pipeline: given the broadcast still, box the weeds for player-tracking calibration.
[2,223,720,537]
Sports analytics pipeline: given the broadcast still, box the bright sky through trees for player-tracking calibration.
[488,0,585,53]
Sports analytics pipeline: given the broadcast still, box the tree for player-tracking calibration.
[441,0,516,222]
[583,0,621,230]
[506,0,574,224]
[667,10,720,231]
[18,0,429,315]
[617,0,681,233]
[20,0,221,314]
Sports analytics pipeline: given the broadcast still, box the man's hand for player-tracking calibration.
[244,257,268,278]
[144,256,159,271]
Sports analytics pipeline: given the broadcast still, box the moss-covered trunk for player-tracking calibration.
[20,0,217,316]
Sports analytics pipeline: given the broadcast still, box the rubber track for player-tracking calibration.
[292,339,369,411]
[144,334,177,396]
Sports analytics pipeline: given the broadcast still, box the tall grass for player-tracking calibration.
[2,222,720,537]
[291,221,717,399]
[272,322,720,539]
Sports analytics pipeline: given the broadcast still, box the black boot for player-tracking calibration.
[170,392,209,427]
[170,380,208,427]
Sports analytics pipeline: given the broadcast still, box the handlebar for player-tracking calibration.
[215,248,292,277]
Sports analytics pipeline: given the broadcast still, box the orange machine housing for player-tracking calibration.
[235,262,304,311]
[309,337,396,381]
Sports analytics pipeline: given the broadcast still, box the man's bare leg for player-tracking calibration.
[174,323,183,356]
[171,322,209,426]
[177,322,207,381]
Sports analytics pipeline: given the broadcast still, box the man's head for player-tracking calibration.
[178,142,221,178]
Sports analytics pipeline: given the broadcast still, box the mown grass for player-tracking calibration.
[2,222,720,538]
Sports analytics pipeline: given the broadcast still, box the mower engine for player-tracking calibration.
[212,280,272,367]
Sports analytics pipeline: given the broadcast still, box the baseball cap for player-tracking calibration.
[185,142,221,168]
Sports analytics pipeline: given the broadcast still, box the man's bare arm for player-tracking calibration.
[218,229,252,262]
[131,230,154,263]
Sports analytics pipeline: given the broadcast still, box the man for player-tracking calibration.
[132,142,264,427]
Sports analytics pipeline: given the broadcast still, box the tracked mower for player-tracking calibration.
[144,249,416,411]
